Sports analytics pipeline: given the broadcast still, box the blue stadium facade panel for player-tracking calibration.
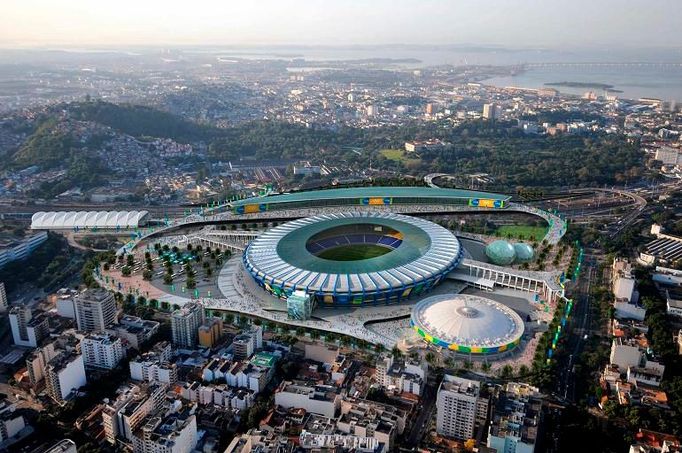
[243,212,463,306]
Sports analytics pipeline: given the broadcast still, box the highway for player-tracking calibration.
[555,256,596,403]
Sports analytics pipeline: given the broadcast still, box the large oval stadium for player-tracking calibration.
[410,294,525,354]
[243,212,463,305]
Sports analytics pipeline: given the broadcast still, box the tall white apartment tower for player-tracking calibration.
[75,289,117,332]
[436,375,490,440]
[0,282,8,312]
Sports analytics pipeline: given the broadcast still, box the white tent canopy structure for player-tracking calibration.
[31,210,150,230]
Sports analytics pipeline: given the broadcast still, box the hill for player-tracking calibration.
[68,100,217,143]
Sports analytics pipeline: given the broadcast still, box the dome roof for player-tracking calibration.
[411,294,524,352]
[485,240,516,265]
[513,242,535,262]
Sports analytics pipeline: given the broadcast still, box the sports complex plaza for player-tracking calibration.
[60,186,569,361]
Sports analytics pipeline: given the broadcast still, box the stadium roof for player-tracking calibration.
[411,294,524,351]
[233,186,510,207]
[244,212,462,295]
[31,210,149,230]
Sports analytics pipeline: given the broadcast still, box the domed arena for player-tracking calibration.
[410,294,524,354]
[513,242,535,262]
[243,212,463,306]
[485,240,517,265]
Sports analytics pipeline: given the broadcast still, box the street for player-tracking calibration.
[404,373,441,448]
[555,256,596,403]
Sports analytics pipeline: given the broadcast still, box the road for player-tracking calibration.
[555,257,596,403]
[404,373,441,448]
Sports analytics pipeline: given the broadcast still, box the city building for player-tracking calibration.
[74,289,117,332]
[46,353,87,403]
[198,317,223,348]
[0,282,7,312]
[81,333,125,370]
[375,354,426,396]
[0,399,26,445]
[131,407,198,453]
[180,382,255,410]
[102,383,167,446]
[275,381,341,418]
[170,302,204,348]
[26,341,59,388]
[610,338,644,370]
[337,399,406,450]
[404,139,450,153]
[129,341,176,385]
[304,344,340,365]
[654,147,682,166]
[436,375,490,440]
[482,103,497,120]
[487,383,544,453]
[612,258,638,303]
[232,325,263,360]
[225,429,294,453]
[666,292,682,318]
[9,305,49,347]
[298,431,379,452]
[108,314,160,350]
[54,288,77,318]
[287,290,314,320]
[0,231,48,269]
[42,439,78,453]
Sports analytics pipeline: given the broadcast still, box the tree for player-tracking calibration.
[142,269,153,280]
[425,352,436,366]
[121,266,132,277]
[519,364,529,377]
[391,345,402,359]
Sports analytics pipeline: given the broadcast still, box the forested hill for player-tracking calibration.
[11,118,73,168]
[68,100,218,143]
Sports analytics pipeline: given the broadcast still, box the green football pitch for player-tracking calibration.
[316,244,392,261]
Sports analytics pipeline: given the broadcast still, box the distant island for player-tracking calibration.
[545,81,623,92]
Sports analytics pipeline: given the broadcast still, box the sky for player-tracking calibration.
[1,0,681,49]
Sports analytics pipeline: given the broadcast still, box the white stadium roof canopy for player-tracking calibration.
[30,210,149,230]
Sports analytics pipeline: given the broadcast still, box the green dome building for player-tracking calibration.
[485,240,517,266]
[513,243,535,263]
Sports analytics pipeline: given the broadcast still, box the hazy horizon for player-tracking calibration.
[2,0,682,50]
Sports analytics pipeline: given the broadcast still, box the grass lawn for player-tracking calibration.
[495,225,548,242]
[380,148,421,165]
[317,244,391,261]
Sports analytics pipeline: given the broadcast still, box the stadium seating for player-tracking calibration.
[307,233,402,255]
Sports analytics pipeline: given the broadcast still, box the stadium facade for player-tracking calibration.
[243,212,463,306]
[231,186,510,214]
